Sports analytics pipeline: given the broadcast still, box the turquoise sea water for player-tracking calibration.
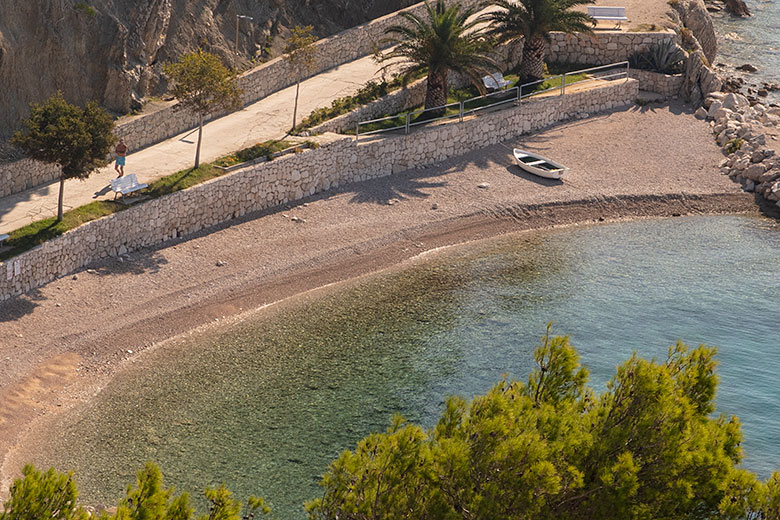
[32,215,780,519]
[714,0,780,100]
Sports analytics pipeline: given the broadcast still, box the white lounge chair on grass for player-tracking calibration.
[482,73,512,91]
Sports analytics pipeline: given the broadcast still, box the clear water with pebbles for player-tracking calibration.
[33,215,780,520]
[714,0,780,101]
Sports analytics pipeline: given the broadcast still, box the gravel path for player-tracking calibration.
[0,100,760,491]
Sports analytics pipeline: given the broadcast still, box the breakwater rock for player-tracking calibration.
[700,92,780,206]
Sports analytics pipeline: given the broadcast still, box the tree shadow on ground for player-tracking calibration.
[347,170,448,205]
[89,250,169,276]
[0,288,46,322]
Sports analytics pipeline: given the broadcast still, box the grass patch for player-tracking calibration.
[213,139,292,167]
[296,70,428,132]
[351,71,589,135]
[1,140,315,260]
[1,201,124,261]
[143,163,227,198]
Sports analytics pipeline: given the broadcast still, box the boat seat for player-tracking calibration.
[526,159,547,166]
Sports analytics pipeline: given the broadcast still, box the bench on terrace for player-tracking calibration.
[482,73,512,91]
[587,6,628,28]
[110,174,148,200]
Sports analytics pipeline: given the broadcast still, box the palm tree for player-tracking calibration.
[482,0,595,82]
[380,0,498,114]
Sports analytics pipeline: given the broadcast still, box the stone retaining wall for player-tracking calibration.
[0,159,60,198]
[0,79,637,300]
[629,69,684,96]
[548,31,676,65]
[0,26,666,199]
[114,0,482,152]
[0,0,481,199]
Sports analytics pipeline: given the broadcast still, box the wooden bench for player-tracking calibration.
[110,174,148,199]
[588,6,628,28]
[482,73,512,91]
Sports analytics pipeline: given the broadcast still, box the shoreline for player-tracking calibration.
[0,101,763,494]
[0,193,760,496]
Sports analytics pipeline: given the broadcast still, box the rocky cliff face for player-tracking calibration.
[667,0,722,105]
[0,0,412,137]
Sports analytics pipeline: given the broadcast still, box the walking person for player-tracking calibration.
[114,138,128,177]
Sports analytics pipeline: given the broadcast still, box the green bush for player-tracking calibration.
[73,2,96,16]
[307,328,780,520]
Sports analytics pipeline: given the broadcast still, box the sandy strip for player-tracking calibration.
[0,100,768,492]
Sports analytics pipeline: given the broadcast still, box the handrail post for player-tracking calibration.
[405,113,410,135]
[460,101,464,122]
[355,122,359,142]
[626,60,630,82]
[561,74,566,96]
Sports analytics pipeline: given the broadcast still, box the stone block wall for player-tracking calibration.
[629,69,684,96]
[114,0,483,152]
[0,79,637,300]
[548,31,676,65]
[0,159,61,198]
[0,0,482,200]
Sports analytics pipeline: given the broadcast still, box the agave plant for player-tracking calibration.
[628,39,687,75]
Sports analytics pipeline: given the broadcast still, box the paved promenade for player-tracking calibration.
[0,54,383,234]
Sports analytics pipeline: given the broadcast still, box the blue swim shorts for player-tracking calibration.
[116,156,126,166]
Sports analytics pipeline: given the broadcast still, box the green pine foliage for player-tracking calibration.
[0,465,86,520]
[306,326,780,520]
[4,332,780,520]
[0,463,269,520]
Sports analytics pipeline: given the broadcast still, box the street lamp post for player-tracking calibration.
[235,14,253,70]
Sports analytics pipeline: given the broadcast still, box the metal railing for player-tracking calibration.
[355,61,629,141]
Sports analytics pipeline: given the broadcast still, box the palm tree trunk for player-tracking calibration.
[424,70,449,116]
[57,174,65,222]
[195,113,203,169]
[520,36,547,82]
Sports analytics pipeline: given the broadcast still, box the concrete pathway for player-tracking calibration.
[0,54,385,234]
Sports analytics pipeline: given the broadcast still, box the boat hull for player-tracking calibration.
[513,149,569,180]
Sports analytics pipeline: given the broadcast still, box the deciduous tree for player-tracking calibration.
[164,50,242,168]
[11,92,115,222]
[284,25,318,131]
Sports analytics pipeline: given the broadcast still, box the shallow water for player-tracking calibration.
[32,215,780,519]
[714,0,780,101]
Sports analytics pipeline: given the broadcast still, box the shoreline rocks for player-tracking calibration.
[704,91,780,206]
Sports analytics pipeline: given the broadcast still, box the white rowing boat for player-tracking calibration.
[513,149,569,180]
